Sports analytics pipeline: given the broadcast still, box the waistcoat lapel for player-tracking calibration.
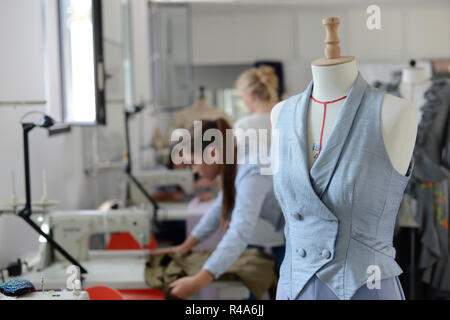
[289,82,337,222]
[292,80,314,190]
[295,73,368,199]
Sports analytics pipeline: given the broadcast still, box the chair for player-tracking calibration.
[118,289,165,300]
[86,286,124,300]
[106,232,142,250]
[105,233,165,300]
[106,233,158,250]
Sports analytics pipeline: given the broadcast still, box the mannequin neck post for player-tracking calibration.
[311,60,358,102]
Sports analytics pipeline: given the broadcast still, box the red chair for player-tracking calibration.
[86,286,124,300]
[106,233,158,251]
[106,232,142,250]
[145,235,158,250]
[118,289,165,300]
[106,233,165,300]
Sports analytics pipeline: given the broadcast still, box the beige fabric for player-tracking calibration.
[145,248,276,299]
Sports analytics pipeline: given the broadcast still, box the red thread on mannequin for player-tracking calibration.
[310,95,347,156]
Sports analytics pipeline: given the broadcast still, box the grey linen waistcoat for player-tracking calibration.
[272,73,414,300]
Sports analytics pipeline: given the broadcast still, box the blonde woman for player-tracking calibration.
[235,65,280,147]
[234,65,285,291]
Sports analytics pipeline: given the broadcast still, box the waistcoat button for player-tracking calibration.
[297,248,307,258]
[321,250,331,259]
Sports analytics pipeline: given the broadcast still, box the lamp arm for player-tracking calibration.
[124,109,160,224]
[20,123,35,217]
[18,123,88,274]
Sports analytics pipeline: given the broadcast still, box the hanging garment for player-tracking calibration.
[145,248,277,299]
[272,73,413,300]
[375,79,450,293]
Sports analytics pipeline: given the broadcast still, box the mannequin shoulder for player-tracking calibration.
[381,93,418,130]
[270,100,287,128]
[380,93,418,175]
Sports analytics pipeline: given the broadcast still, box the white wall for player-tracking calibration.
[0,0,45,103]
[191,1,450,95]
[0,0,98,268]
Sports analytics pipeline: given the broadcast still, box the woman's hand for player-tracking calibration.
[169,270,214,299]
[148,244,188,256]
[169,276,201,299]
[149,236,200,256]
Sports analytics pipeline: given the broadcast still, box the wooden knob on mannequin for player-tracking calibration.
[323,17,341,59]
[312,17,355,67]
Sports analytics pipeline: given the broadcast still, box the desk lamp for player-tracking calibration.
[123,106,160,227]
[19,111,87,274]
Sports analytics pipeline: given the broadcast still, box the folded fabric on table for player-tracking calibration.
[145,248,276,299]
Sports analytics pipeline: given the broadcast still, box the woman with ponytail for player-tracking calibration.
[234,66,286,282]
[150,118,284,299]
[234,65,280,148]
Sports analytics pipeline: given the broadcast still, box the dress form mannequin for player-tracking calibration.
[307,61,357,166]
[272,17,417,175]
[398,61,432,122]
[172,86,233,130]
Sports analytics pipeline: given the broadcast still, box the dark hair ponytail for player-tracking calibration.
[189,118,237,226]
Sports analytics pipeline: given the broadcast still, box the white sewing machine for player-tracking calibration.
[37,208,151,270]
[129,169,194,204]
[128,169,194,221]
[0,289,89,300]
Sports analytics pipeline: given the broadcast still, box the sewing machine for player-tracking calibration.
[128,169,195,222]
[13,205,250,300]
[129,169,195,205]
[0,289,89,300]
[37,208,151,270]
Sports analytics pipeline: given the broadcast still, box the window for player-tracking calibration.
[59,0,106,125]
[149,2,193,110]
